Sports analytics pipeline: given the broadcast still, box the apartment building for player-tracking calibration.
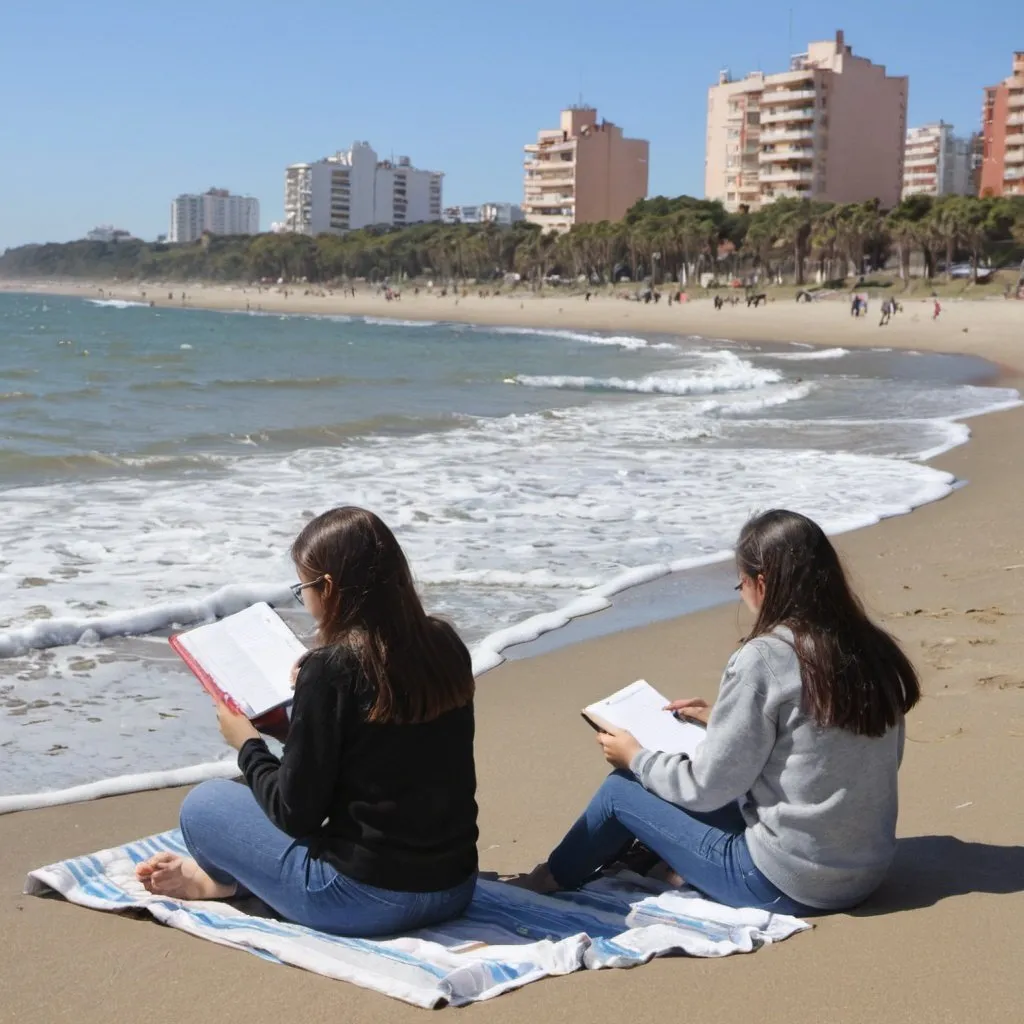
[902,122,974,198]
[706,31,907,212]
[169,189,259,243]
[522,107,649,232]
[284,142,443,235]
[979,52,1024,197]
[442,202,524,225]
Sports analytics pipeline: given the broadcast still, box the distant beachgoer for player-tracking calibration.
[933,299,942,321]
[879,298,892,327]
[135,507,478,936]
[513,509,919,916]
[585,292,591,302]
[850,295,859,318]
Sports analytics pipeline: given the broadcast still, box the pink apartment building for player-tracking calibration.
[705,31,908,212]
[522,107,649,232]
[979,52,1024,197]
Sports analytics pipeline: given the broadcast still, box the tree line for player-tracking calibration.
[2,193,1022,288]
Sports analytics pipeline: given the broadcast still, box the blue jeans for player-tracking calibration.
[548,770,813,915]
[179,778,476,936]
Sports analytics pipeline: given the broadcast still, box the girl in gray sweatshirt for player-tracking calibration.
[519,509,920,914]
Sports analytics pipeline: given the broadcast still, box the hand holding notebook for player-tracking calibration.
[582,680,707,758]
[170,602,309,721]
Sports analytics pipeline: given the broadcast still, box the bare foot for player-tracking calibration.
[647,861,686,888]
[135,853,237,900]
[503,862,560,894]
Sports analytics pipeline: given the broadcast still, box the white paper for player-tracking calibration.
[175,603,308,717]
[584,680,706,757]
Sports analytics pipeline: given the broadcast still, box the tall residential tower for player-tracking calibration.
[902,122,975,198]
[169,189,259,243]
[284,142,443,235]
[979,52,1024,197]
[522,107,649,232]
[705,31,907,212]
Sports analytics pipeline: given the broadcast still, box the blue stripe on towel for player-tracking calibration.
[26,831,810,1007]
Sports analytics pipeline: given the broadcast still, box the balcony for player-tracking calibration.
[525,176,575,190]
[904,154,938,168]
[759,148,814,163]
[761,108,816,124]
[760,127,815,143]
[760,168,814,183]
[1005,147,1024,164]
[1009,91,1024,108]
[1005,168,1024,180]
[762,188,812,201]
[762,89,817,104]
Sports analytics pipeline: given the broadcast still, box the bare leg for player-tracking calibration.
[135,852,237,900]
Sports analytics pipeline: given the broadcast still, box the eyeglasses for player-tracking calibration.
[290,576,325,602]
[734,582,743,591]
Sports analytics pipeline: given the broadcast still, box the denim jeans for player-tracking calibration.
[547,770,813,915]
[179,778,476,936]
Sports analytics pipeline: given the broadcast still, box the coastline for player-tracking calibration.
[6,277,1024,371]
[1,283,1022,1021]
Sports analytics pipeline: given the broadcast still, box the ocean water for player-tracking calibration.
[0,292,1019,795]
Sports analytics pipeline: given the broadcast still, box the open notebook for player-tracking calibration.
[170,602,308,720]
[583,680,707,757]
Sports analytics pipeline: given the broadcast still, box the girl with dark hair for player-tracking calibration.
[518,509,919,914]
[136,507,478,936]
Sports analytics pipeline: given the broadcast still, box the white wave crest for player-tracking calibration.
[0,582,293,658]
[490,326,650,350]
[512,355,781,398]
[87,299,148,309]
[362,317,439,328]
[762,347,848,361]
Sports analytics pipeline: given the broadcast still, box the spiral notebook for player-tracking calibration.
[582,680,707,757]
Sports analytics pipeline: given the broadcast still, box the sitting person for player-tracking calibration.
[517,509,919,915]
[137,506,479,936]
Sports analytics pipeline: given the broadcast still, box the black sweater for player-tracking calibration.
[237,636,478,893]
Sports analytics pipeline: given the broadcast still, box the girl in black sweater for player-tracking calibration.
[136,507,478,936]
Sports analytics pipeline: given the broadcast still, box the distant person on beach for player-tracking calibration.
[879,298,893,326]
[514,510,919,915]
[933,299,942,321]
[136,507,479,936]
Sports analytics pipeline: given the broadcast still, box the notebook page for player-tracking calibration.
[178,603,306,716]
[585,680,706,757]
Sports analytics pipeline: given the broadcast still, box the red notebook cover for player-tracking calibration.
[169,633,290,737]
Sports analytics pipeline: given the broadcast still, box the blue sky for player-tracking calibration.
[0,0,1017,249]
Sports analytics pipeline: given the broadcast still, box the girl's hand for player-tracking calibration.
[216,700,260,750]
[595,725,642,770]
[664,697,712,725]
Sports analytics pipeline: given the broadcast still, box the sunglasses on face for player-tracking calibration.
[290,576,325,602]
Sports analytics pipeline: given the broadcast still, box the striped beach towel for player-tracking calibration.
[26,830,810,1007]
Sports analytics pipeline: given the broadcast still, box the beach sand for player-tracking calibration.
[1,284,1022,1022]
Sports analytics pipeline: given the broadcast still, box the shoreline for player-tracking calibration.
[5,277,1024,372]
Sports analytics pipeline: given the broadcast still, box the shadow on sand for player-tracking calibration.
[854,835,1024,915]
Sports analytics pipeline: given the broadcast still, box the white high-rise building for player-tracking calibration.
[169,189,259,242]
[283,142,443,235]
[902,122,974,198]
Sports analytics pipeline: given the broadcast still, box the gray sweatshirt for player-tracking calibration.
[629,628,904,910]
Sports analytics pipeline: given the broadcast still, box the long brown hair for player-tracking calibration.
[291,506,474,725]
[736,509,919,737]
